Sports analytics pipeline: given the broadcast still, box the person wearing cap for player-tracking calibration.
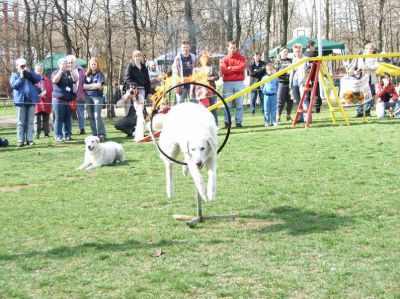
[9,58,42,147]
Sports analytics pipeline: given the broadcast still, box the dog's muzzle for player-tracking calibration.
[88,145,94,151]
[196,161,204,169]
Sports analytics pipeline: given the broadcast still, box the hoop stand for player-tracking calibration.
[173,189,237,228]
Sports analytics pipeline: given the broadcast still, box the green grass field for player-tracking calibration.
[1,105,399,298]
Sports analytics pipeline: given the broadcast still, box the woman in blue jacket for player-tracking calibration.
[10,58,41,147]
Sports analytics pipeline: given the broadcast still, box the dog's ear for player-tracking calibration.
[96,136,100,143]
[207,136,217,154]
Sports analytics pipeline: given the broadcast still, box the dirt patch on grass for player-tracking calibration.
[238,219,285,230]
[0,184,36,192]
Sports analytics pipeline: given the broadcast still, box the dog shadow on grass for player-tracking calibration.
[240,205,354,235]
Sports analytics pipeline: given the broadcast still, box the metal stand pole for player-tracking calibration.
[173,189,237,228]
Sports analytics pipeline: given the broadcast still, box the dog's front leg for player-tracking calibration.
[165,161,174,199]
[205,157,217,201]
[85,163,101,170]
[76,162,92,170]
[187,162,207,200]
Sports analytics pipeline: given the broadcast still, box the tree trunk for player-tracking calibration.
[130,0,141,50]
[325,0,329,40]
[377,0,385,51]
[235,0,241,46]
[23,0,32,66]
[184,0,197,53]
[13,3,21,58]
[263,0,273,62]
[280,0,288,46]
[54,0,73,54]
[356,0,366,44]
[2,2,10,92]
[103,0,113,118]
[226,0,233,41]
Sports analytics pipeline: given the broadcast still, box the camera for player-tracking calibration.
[130,86,139,96]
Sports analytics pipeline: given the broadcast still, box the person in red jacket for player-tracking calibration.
[220,40,247,127]
[34,63,53,138]
[375,72,399,118]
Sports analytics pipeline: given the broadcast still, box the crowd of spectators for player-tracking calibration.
[7,39,400,147]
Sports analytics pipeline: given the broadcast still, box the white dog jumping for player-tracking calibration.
[77,136,125,170]
[157,102,218,201]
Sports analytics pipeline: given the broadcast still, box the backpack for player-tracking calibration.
[0,137,9,147]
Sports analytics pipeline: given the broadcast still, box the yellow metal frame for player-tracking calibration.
[319,61,350,126]
[208,52,400,127]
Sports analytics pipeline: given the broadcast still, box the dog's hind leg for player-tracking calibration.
[205,157,217,201]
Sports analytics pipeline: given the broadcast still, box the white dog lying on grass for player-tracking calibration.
[77,136,125,170]
[157,102,218,201]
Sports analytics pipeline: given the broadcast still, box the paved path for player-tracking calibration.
[0,115,17,127]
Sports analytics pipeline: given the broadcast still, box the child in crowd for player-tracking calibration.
[196,86,213,107]
[375,73,399,118]
[261,63,280,126]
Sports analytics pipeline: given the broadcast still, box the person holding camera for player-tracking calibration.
[51,57,78,142]
[10,58,42,147]
[114,84,143,138]
[83,57,106,141]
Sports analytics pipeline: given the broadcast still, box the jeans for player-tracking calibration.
[357,83,375,116]
[175,86,192,104]
[263,94,277,125]
[209,95,218,126]
[292,83,304,122]
[86,96,106,138]
[52,99,72,140]
[15,104,35,143]
[76,101,86,130]
[250,89,264,114]
[223,81,244,125]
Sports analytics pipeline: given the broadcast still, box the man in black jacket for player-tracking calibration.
[248,51,266,114]
[274,47,293,121]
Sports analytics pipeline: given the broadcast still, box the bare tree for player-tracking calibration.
[280,0,288,46]
[235,0,241,45]
[54,0,73,54]
[377,0,386,51]
[227,0,233,41]
[130,0,141,50]
[263,0,273,61]
[184,0,197,53]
